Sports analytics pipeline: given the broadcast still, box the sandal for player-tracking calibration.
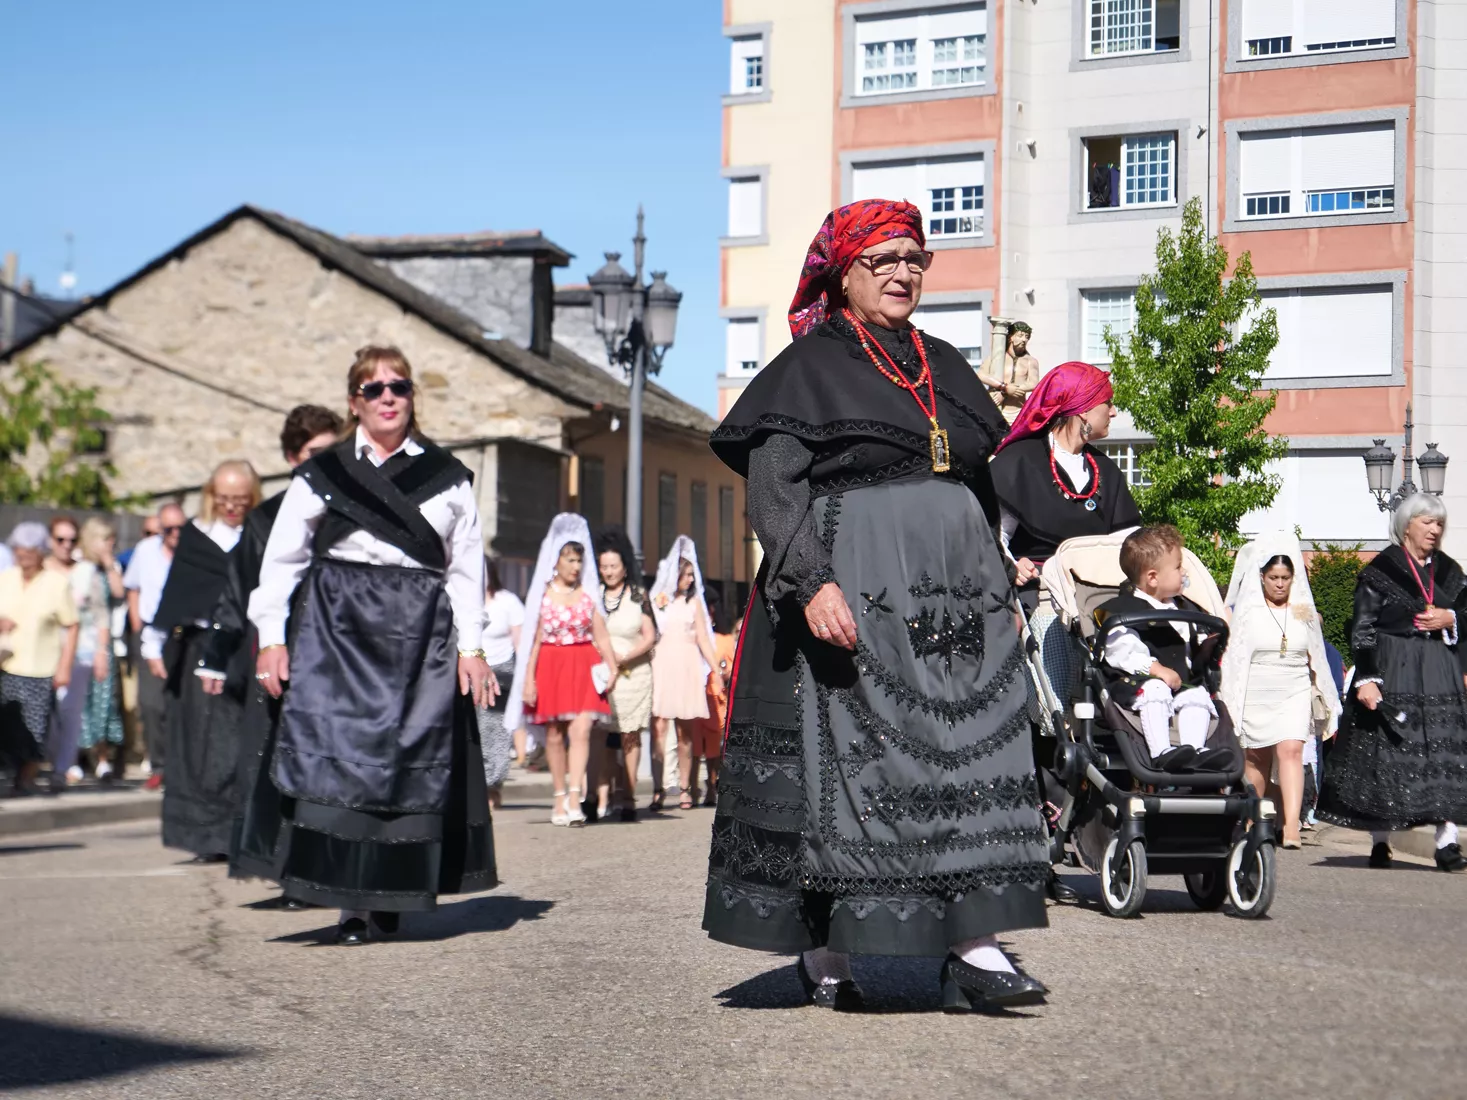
[566,787,587,827]
[679,793,695,811]
[550,791,570,827]
[650,788,665,812]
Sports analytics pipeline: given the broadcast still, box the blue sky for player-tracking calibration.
[0,1,728,412]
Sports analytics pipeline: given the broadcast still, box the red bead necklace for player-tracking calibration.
[1049,447,1102,511]
[842,309,950,472]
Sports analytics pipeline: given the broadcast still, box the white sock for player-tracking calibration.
[1138,699,1173,758]
[1371,831,1392,847]
[952,935,1017,974]
[1176,705,1211,751]
[1436,822,1459,849]
[801,947,853,985]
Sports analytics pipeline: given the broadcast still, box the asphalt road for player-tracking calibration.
[1,802,1462,1100]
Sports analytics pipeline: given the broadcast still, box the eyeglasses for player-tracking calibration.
[162,526,184,535]
[214,495,253,508]
[52,535,77,545]
[857,251,935,276]
[356,379,413,401]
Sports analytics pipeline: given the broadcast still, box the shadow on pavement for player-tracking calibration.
[1312,854,1436,873]
[0,842,85,857]
[268,894,555,945]
[0,1013,242,1089]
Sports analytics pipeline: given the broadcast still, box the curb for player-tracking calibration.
[0,791,162,838]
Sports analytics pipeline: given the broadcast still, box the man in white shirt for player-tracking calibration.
[124,503,184,787]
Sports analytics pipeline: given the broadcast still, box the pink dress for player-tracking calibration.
[530,591,610,723]
[652,596,710,721]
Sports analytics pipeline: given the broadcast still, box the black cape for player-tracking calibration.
[153,524,232,640]
[989,435,1142,562]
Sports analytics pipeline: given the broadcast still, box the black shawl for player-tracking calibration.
[201,492,286,696]
[1351,544,1467,680]
[153,523,233,636]
[989,435,1142,562]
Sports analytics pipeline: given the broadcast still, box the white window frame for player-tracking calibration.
[841,141,996,249]
[722,23,772,105]
[1226,0,1406,73]
[912,292,992,366]
[841,1,995,107]
[1073,126,1183,221]
[1096,442,1152,487]
[1224,108,1408,233]
[1071,0,1187,70]
[1237,123,1396,225]
[720,166,769,248]
[1247,271,1406,390]
[721,311,766,379]
[1080,287,1138,365]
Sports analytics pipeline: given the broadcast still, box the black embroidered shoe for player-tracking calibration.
[1368,842,1394,869]
[1045,870,1079,904]
[1434,842,1467,873]
[1154,746,1199,773]
[335,918,370,946]
[796,955,866,1012]
[939,954,1047,1013]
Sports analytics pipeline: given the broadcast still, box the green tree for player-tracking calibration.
[1106,196,1290,578]
[0,359,124,509]
[1308,542,1366,661]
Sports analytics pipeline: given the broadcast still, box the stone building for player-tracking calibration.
[1,205,748,597]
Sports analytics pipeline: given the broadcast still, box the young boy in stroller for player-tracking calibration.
[1096,526,1233,774]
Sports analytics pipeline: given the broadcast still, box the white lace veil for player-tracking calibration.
[650,534,717,680]
[503,513,599,732]
[1219,530,1341,735]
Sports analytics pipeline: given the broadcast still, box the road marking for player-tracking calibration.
[0,868,188,881]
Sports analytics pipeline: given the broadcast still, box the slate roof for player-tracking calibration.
[1,205,714,437]
[0,289,81,355]
[348,229,573,267]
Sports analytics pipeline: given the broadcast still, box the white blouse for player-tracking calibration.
[248,430,485,652]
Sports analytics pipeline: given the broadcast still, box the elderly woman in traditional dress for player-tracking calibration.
[1220,532,1341,849]
[703,199,1050,1013]
[1318,494,1467,873]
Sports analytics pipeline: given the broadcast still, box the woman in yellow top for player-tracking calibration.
[0,522,79,796]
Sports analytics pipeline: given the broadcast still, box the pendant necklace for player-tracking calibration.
[1050,447,1102,512]
[1405,550,1436,615]
[603,583,625,616]
[1266,602,1289,655]
[843,309,951,473]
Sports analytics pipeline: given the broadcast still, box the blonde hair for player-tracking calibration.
[200,460,263,523]
[344,345,421,440]
[78,517,116,565]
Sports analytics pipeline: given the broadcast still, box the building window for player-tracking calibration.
[854,5,987,98]
[1087,0,1180,58]
[1238,0,1395,62]
[729,34,766,95]
[1258,284,1394,380]
[725,175,763,239]
[718,486,736,582]
[1239,122,1395,221]
[690,481,708,566]
[851,153,986,241]
[1096,443,1151,487]
[658,473,678,559]
[1082,289,1137,364]
[1083,133,1176,210]
[580,456,605,533]
[724,317,762,377]
[912,303,985,366]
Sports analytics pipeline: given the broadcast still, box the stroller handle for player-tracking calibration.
[1089,609,1230,666]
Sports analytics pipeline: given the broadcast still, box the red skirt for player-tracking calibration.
[531,642,610,724]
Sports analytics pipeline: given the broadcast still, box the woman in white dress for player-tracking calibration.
[478,557,525,808]
[1221,532,1341,849]
[595,527,656,820]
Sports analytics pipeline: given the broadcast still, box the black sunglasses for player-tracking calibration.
[162,525,184,535]
[859,250,935,276]
[356,379,413,401]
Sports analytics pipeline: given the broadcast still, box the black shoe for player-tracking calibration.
[581,797,599,824]
[185,854,228,865]
[939,953,1048,1013]
[369,911,400,936]
[335,918,370,945]
[1193,748,1233,772]
[1369,842,1393,869]
[1154,746,1198,773]
[1435,842,1467,873]
[619,807,638,823]
[795,955,866,1011]
[1046,870,1079,904]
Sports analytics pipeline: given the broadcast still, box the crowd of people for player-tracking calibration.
[1,194,1463,1005]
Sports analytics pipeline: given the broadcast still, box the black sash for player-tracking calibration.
[153,523,233,633]
[295,439,471,570]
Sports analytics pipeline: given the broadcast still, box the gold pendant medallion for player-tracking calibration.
[929,424,951,473]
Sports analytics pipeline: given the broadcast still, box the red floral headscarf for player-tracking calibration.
[788,200,926,338]
[995,362,1115,454]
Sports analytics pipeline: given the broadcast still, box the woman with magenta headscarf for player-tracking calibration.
[989,362,1143,612]
[703,200,1050,1014]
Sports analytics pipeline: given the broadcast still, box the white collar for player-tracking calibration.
[1134,588,1177,610]
[355,426,423,465]
[1048,432,1083,459]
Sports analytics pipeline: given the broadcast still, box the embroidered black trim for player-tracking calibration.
[724,723,802,756]
[709,413,929,450]
[855,641,1025,727]
[860,588,893,617]
[908,573,983,601]
[820,493,842,555]
[840,690,1029,771]
[840,735,885,778]
[906,604,985,673]
[707,878,804,918]
[800,861,1050,897]
[860,775,1039,826]
[796,565,835,609]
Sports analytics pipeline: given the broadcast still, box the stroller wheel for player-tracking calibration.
[1100,837,1148,918]
[1184,867,1228,910]
[1225,838,1277,919]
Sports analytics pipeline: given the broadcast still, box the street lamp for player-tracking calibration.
[1363,403,1449,512]
[589,207,682,571]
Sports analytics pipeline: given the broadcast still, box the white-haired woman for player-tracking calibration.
[650,536,722,811]
[1221,533,1341,849]
[1318,494,1467,873]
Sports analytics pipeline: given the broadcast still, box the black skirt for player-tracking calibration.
[703,480,1049,957]
[1318,631,1467,832]
[230,559,496,911]
[161,629,247,857]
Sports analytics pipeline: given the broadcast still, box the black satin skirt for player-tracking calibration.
[162,629,246,857]
[230,559,496,911]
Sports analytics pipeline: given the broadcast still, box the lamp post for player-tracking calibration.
[588,207,682,572]
[1363,403,1449,512]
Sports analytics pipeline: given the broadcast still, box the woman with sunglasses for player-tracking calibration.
[42,515,104,789]
[704,200,1050,1012]
[248,345,498,945]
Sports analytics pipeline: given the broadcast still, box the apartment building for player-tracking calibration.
[718,0,1467,550]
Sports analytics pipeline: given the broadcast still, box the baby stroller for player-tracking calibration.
[1021,531,1278,919]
